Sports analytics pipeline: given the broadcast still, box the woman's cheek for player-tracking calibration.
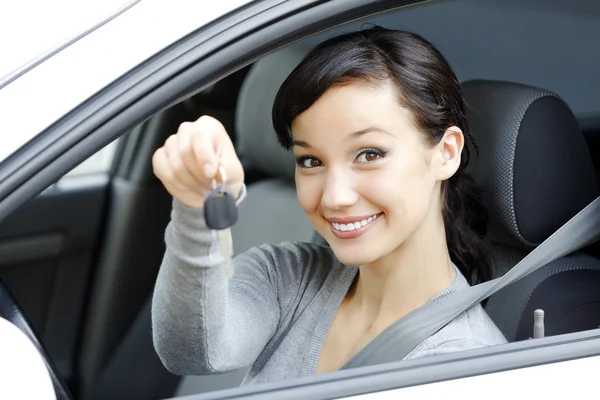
[363,165,415,223]
[295,174,322,214]
[361,168,398,204]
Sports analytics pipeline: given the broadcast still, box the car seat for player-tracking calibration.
[462,79,600,341]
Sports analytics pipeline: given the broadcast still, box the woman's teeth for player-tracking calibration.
[331,214,379,232]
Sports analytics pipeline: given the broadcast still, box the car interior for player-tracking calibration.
[1,0,600,399]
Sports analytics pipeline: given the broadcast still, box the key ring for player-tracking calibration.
[218,165,227,186]
[211,162,227,190]
[204,158,238,231]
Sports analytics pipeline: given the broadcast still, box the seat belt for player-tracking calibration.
[342,196,600,369]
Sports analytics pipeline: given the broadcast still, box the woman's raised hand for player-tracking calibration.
[152,115,245,209]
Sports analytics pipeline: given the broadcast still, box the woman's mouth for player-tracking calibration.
[327,213,382,239]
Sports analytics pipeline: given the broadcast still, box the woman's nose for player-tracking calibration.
[320,169,359,210]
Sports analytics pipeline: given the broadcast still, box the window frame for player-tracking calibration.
[178,329,600,399]
[1,0,599,398]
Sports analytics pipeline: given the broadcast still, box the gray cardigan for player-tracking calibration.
[151,186,507,385]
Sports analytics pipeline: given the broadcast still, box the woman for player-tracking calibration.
[151,27,507,384]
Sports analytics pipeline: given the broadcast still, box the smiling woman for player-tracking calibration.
[151,26,506,384]
[273,28,492,282]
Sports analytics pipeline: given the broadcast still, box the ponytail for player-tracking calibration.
[443,170,492,284]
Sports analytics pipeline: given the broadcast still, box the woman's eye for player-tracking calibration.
[296,157,323,169]
[356,149,385,163]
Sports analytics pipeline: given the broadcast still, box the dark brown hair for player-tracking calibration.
[272,26,491,283]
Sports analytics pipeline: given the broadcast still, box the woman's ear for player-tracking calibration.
[435,126,464,181]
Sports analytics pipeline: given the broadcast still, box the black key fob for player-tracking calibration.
[204,188,238,230]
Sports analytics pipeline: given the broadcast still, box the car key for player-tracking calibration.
[204,174,237,230]
[204,164,237,278]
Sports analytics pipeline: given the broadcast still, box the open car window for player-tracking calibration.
[1,1,600,399]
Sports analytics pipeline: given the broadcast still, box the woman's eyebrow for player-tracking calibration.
[348,126,393,139]
[292,140,311,148]
[292,126,392,148]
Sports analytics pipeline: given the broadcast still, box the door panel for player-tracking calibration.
[0,175,110,385]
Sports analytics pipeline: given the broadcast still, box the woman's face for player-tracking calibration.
[291,81,462,267]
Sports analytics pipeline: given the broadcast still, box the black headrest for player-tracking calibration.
[463,80,599,249]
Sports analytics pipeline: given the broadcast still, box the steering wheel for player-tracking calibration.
[0,279,72,400]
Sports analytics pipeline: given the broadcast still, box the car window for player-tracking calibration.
[62,139,119,178]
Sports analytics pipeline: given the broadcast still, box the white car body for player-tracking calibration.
[0,0,248,162]
[1,1,599,399]
[343,356,598,399]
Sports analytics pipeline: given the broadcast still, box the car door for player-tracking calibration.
[0,1,254,399]
[0,0,139,391]
[2,0,600,400]
[0,144,116,387]
[176,332,600,399]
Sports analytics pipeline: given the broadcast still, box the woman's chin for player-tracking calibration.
[329,246,378,267]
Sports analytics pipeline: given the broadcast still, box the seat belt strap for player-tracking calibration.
[342,196,600,369]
